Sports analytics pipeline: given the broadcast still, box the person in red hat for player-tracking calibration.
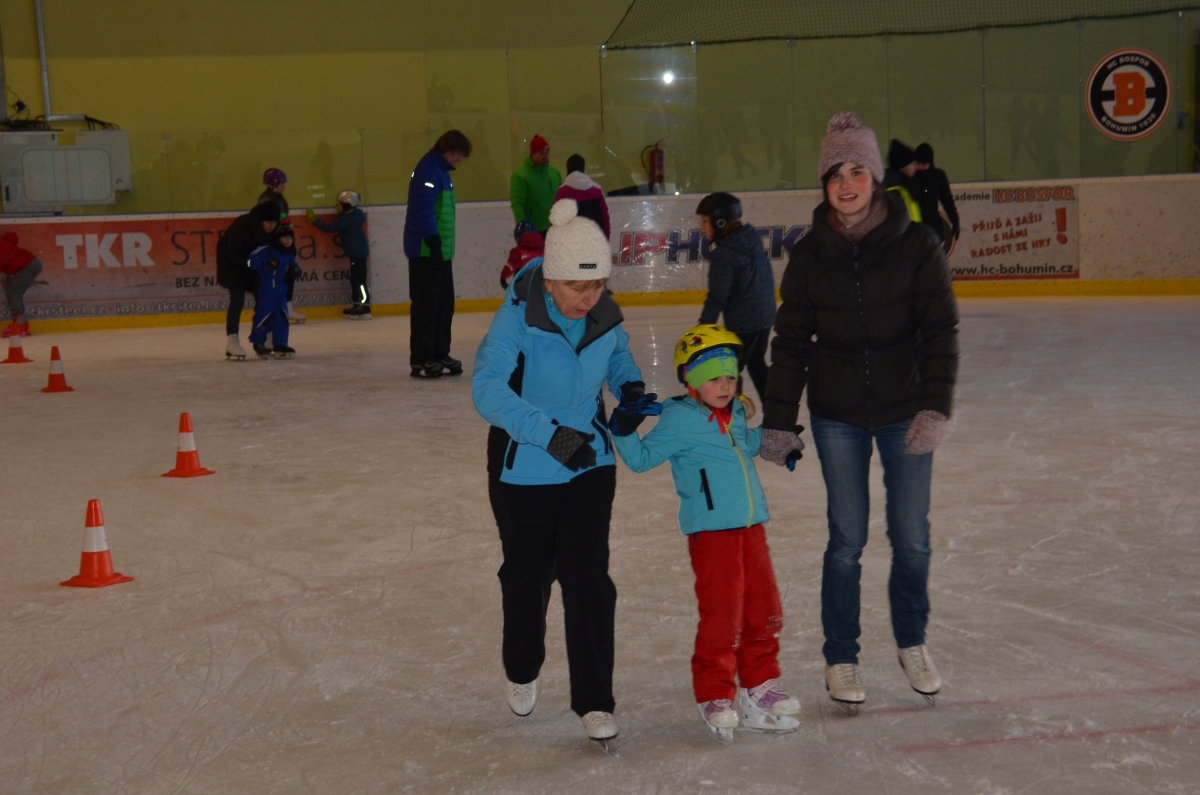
[0,232,42,338]
[509,134,562,240]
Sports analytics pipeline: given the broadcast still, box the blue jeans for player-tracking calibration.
[810,415,933,665]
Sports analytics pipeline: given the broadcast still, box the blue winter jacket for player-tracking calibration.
[473,263,644,486]
[248,246,298,312]
[404,150,455,260]
[613,395,769,535]
[312,208,369,259]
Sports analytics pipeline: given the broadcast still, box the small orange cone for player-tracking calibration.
[60,500,134,588]
[41,346,74,392]
[162,412,215,477]
[1,336,33,364]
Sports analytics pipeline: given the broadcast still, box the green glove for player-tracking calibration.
[305,208,317,223]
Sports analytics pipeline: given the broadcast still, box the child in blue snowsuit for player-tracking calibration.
[610,324,800,742]
[248,223,300,358]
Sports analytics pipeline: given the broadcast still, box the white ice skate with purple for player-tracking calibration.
[739,680,800,732]
[698,699,739,744]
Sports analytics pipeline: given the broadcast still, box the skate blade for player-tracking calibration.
[741,714,800,734]
[271,353,295,359]
[289,317,306,324]
[830,697,861,716]
[914,690,938,706]
[590,735,617,754]
[225,354,245,361]
[704,725,735,745]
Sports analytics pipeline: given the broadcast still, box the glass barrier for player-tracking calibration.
[25,13,1195,217]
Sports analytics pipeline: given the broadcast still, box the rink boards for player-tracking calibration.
[1,172,1199,331]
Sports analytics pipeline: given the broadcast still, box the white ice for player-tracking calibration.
[1,299,1198,794]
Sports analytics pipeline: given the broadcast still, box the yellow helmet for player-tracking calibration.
[674,324,743,384]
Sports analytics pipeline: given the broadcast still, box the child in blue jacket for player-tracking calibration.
[307,189,371,319]
[248,222,300,358]
[611,324,800,743]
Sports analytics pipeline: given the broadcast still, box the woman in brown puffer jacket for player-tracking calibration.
[759,112,959,714]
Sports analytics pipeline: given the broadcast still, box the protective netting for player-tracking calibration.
[606,0,1200,48]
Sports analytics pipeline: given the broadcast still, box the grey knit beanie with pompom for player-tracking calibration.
[542,198,613,280]
[818,112,884,184]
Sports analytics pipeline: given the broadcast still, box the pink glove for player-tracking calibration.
[904,410,947,455]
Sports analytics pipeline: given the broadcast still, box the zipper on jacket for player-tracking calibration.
[699,469,714,511]
[727,432,755,527]
[505,439,519,470]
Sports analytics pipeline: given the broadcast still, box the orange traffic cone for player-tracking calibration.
[162,412,215,477]
[41,346,74,392]
[60,500,134,588]
[1,335,33,364]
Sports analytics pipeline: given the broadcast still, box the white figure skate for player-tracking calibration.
[225,334,246,361]
[506,678,538,717]
[698,699,739,745]
[824,663,866,715]
[580,711,619,752]
[739,680,800,733]
[898,645,942,706]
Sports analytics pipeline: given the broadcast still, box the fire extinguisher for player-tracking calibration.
[642,141,664,189]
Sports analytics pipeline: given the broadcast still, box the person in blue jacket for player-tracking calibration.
[610,324,800,743]
[247,222,301,358]
[404,130,471,378]
[472,198,654,747]
[307,189,371,319]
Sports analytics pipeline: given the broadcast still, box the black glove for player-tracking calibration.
[423,234,443,262]
[500,275,510,290]
[608,381,663,437]
[547,426,596,472]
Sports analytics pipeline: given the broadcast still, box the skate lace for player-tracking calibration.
[902,647,930,675]
[747,680,792,708]
[511,682,535,698]
[702,699,735,720]
[582,711,614,728]
[833,663,862,687]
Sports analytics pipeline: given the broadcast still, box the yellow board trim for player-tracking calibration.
[21,280,1200,335]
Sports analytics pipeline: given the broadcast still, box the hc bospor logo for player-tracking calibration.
[1086,48,1172,141]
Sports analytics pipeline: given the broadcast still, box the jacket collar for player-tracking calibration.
[429,150,455,172]
[807,190,909,254]
[562,171,598,191]
[513,265,624,352]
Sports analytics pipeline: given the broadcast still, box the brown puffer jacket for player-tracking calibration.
[763,191,959,432]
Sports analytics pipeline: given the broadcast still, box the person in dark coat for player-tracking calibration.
[760,112,959,713]
[695,192,777,403]
[217,201,279,360]
[914,143,960,244]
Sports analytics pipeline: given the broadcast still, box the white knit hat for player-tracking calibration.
[542,199,612,280]
[818,112,884,184]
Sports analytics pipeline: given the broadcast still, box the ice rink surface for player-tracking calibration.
[1,298,1198,794]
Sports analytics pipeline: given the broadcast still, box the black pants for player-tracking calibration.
[736,327,771,402]
[408,257,454,365]
[489,465,618,716]
[350,257,370,306]
[226,288,246,335]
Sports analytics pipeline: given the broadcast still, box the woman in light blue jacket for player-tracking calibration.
[472,199,653,746]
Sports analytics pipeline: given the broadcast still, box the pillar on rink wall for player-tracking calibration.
[2,173,1199,334]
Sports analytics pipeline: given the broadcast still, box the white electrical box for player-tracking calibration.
[0,130,132,213]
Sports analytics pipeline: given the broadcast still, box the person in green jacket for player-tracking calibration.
[510,135,562,238]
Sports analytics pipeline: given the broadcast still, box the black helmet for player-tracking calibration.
[695,192,742,232]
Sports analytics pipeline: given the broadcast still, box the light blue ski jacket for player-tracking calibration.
[613,395,769,535]
[472,263,644,485]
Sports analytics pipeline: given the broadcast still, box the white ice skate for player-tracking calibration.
[287,302,307,323]
[698,699,739,745]
[739,680,800,733]
[897,645,941,706]
[506,678,538,717]
[824,663,866,715]
[580,711,619,750]
[225,334,246,361]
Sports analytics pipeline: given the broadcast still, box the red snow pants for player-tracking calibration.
[687,523,783,703]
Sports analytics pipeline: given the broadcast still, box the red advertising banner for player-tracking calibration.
[0,213,361,319]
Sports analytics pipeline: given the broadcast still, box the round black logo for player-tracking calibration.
[1086,49,1172,141]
